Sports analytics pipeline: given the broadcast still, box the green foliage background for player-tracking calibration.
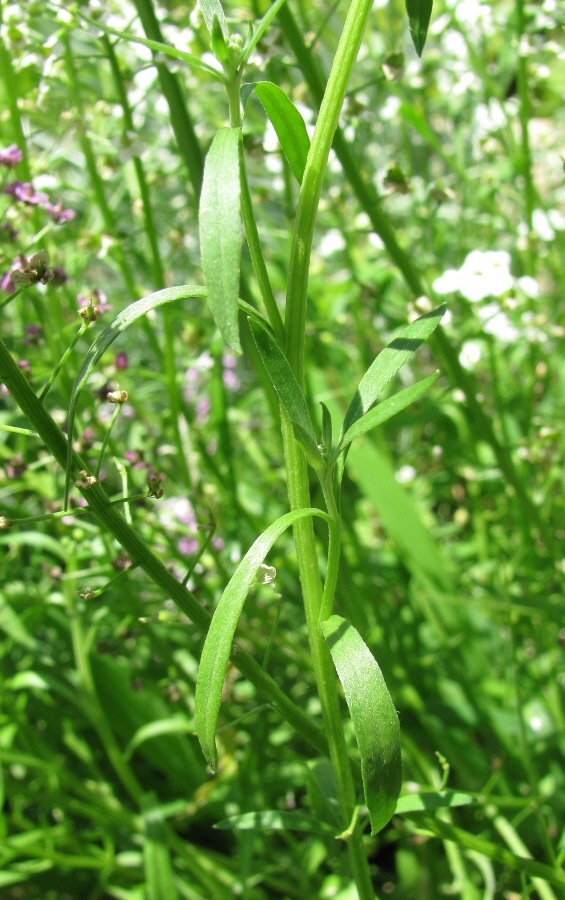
[0,0,564,897]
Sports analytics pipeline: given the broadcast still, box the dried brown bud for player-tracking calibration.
[75,470,97,489]
[78,303,101,322]
[78,586,96,600]
[107,390,128,404]
[147,471,163,499]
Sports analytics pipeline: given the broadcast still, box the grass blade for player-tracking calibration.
[199,128,242,353]
[142,793,180,900]
[321,615,402,835]
[195,507,331,772]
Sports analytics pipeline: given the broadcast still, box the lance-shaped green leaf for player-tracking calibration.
[340,371,439,449]
[215,810,336,834]
[405,0,434,57]
[65,285,207,507]
[196,508,331,772]
[321,615,402,835]
[199,127,242,353]
[198,0,229,40]
[249,318,322,469]
[339,305,445,448]
[242,81,310,184]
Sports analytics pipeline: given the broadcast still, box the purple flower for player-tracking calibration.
[124,449,149,470]
[0,145,23,168]
[223,367,240,391]
[3,180,49,205]
[178,535,200,556]
[196,395,211,425]
[51,266,69,287]
[1,271,16,293]
[23,324,43,345]
[115,351,129,370]
[43,202,75,225]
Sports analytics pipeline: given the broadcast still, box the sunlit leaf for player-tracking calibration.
[340,372,439,448]
[196,508,331,772]
[199,127,242,353]
[198,0,229,40]
[339,305,445,446]
[321,615,402,835]
[395,791,475,814]
[215,810,336,834]
[244,81,310,184]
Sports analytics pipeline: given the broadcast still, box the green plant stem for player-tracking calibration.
[319,477,341,623]
[95,404,122,478]
[132,0,204,198]
[106,29,192,491]
[281,1,377,895]
[515,0,535,257]
[38,320,89,401]
[0,334,330,762]
[0,7,32,182]
[282,417,373,899]
[276,3,548,551]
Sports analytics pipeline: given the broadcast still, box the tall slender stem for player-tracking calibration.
[281,1,377,895]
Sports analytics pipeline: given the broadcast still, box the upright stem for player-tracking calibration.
[281,1,376,895]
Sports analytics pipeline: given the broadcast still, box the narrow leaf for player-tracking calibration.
[405,0,434,57]
[348,441,451,592]
[251,81,310,184]
[198,0,229,40]
[320,402,333,457]
[321,615,402,835]
[199,127,242,353]
[195,508,331,772]
[341,372,439,448]
[65,285,207,506]
[142,793,180,900]
[340,305,445,445]
[215,810,336,834]
[395,791,475,814]
[124,717,194,762]
[249,318,321,467]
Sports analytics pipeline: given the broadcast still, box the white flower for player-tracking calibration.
[433,249,513,301]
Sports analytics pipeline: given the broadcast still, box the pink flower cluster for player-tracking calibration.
[1,144,76,291]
